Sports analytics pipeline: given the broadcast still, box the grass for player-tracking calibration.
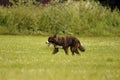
[0,35,120,80]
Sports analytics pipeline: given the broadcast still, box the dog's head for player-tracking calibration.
[46,35,57,47]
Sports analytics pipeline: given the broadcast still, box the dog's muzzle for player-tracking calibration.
[46,41,51,47]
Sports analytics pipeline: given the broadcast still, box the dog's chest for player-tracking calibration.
[55,45,63,49]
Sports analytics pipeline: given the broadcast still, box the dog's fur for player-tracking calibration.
[47,35,85,55]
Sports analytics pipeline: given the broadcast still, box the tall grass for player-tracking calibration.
[0,0,120,36]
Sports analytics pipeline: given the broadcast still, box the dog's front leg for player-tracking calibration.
[52,47,59,54]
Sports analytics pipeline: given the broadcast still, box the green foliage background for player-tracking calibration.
[0,0,120,36]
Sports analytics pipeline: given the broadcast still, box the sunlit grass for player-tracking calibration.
[0,35,120,80]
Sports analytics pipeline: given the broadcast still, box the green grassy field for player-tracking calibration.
[0,35,120,80]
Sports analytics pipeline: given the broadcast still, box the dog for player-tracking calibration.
[46,35,85,55]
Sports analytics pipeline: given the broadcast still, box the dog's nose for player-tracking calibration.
[46,41,51,47]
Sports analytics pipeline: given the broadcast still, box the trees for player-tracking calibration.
[0,0,51,6]
[97,0,120,10]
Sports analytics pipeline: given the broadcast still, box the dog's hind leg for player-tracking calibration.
[63,47,68,55]
[70,46,75,55]
[75,49,80,55]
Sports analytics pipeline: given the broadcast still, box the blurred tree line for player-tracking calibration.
[96,0,120,10]
[0,0,120,11]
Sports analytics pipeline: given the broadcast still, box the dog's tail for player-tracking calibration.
[78,42,85,52]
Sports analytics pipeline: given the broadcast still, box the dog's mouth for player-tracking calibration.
[46,41,51,47]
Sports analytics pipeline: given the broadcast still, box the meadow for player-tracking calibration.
[0,35,120,80]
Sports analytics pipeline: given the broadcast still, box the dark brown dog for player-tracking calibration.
[46,35,85,55]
